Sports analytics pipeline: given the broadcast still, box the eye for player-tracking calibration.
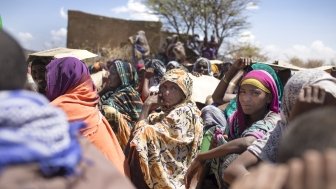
[253,90,261,96]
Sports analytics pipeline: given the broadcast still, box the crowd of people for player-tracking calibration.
[2,28,336,189]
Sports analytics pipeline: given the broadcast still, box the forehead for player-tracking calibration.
[197,61,208,66]
[31,64,45,70]
[161,81,178,87]
[240,84,262,91]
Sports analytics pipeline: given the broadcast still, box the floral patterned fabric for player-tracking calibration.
[130,69,203,189]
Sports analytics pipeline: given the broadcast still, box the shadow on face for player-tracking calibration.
[238,84,271,116]
[159,81,185,109]
[31,57,52,95]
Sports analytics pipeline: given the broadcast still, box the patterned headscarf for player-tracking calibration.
[46,57,93,101]
[145,59,166,86]
[160,68,193,103]
[229,70,280,137]
[0,90,84,176]
[192,57,212,75]
[101,60,143,123]
[111,59,139,90]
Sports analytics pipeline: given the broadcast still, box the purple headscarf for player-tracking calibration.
[229,70,280,137]
[46,57,92,101]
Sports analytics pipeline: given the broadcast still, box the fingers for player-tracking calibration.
[301,85,325,104]
[149,91,158,96]
[303,86,313,103]
[255,163,288,189]
[324,149,336,189]
[303,150,325,189]
[184,163,197,189]
[231,163,287,189]
[286,158,304,189]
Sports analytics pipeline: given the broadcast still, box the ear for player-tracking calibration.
[267,94,272,104]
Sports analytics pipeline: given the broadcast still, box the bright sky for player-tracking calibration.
[1,0,335,64]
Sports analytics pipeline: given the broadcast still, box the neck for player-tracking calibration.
[247,108,269,125]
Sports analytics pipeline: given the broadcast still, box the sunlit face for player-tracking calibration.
[31,64,47,94]
[103,64,121,89]
[238,84,271,116]
[195,61,209,75]
[159,81,185,108]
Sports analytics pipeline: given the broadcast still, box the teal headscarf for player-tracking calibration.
[224,63,284,118]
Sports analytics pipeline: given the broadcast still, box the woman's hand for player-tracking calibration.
[289,85,336,121]
[192,71,202,77]
[232,58,252,71]
[144,92,159,107]
[184,155,204,189]
[145,67,155,79]
[139,92,160,120]
[230,163,288,189]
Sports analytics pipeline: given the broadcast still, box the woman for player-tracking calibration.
[128,69,203,189]
[222,62,284,119]
[45,57,129,177]
[185,69,281,188]
[100,59,143,150]
[192,57,212,76]
[222,70,329,185]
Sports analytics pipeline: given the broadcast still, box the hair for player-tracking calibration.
[0,30,27,90]
[278,107,336,163]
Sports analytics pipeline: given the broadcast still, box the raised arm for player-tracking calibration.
[212,58,250,105]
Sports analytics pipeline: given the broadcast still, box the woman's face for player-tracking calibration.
[31,64,47,94]
[159,81,185,108]
[238,84,271,116]
[195,61,209,75]
[104,64,121,89]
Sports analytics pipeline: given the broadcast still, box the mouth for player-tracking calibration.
[241,105,252,109]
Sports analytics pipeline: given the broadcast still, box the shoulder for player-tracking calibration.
[255,111,281,126]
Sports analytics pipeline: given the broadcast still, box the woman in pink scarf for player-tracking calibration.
[185,70,281,188]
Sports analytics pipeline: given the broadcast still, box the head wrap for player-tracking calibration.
[107,59,139,91]
[46,57,92,101]
[229,70,280,135]
[251,63,284,101]
[160,68,193,102]
[192,57,212,75]
[145,59,166,86]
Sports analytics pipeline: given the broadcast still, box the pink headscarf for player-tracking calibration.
[229,70,280,138]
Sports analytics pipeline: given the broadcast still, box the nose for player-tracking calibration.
[163,89,170,96]
[240,94,251,104]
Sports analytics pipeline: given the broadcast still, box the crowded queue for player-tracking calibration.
[2,29,336,189]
